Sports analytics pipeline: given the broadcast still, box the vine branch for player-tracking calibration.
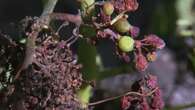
[88,87,158,106]
[14,0,59,80]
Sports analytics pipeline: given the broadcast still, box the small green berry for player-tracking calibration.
[118,36,134,52]
[81,0,95,9]
[114,18,131,33]
[103,2,114,16]
[81,0,95,15]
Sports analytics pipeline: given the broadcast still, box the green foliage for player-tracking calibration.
[78,39,98,80]
[80,25,96,38]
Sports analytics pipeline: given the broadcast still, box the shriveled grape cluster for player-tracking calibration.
[0,17,84,110]
[121,75,164,110]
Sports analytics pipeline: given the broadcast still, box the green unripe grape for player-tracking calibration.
[114,18,131,33]
[81,0,95,9]
[118,36,134,52]
[103,2,114,16]
[81,0,95,16]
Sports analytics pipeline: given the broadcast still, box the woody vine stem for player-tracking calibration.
[14,0,59,80]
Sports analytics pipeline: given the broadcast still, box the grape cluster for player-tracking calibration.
[80,0,165,71]
[79,1,165,109]
[121,75,164,110]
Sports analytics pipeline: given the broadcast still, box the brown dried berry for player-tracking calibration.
[135,53,148,71]
[147,52,157,62]
[125,0,139,11]
[143,34,165,50]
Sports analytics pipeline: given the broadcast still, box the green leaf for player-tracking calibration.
[78,39,98,80]
[80,25,96,38]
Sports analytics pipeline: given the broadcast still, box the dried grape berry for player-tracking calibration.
[129,26,140,37]
[143,34,165,50]
[135,52,148,71]
[146,52,157,62]
[3,39,83,110]
[121,75,164,110]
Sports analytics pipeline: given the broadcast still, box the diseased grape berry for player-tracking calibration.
[143,34,165,50]
[103,2,114,16]
[129,26,140,37]
[114,18,131,33]
[146,52,157,62]
[135,53,148,71]
[118,36,134,52]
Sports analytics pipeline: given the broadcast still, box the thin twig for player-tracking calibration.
[88,87,158,106]
[50,13,82,26]
[110,11,127,25]
[91,11,126,29]
[67,27,80,46]
[0,32,18,47]
[66,28,79,43]
[56,22,69,34]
